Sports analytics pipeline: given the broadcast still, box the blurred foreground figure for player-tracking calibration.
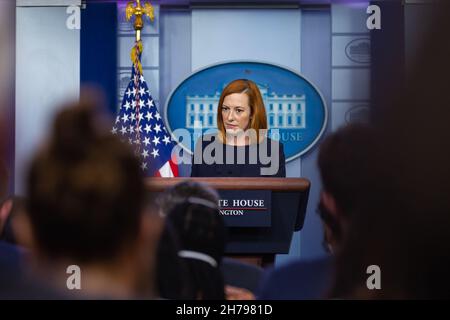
[258,124,379,299]
[157,181,258,300]
[11,92,162,299]
[332,2,450,299]
[158,181,226,300]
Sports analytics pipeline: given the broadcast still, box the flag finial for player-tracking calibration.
[125,0,154,42]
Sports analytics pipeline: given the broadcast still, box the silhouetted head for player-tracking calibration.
[317,123,379,252]
[331,2,450,299]
[167,197,226,300]
[159,181,226,299]
[26,95,145,264]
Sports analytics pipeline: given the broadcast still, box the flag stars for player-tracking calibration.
[163,136,171,145]
[126,88,132,98]
[145,112,153,121]
[116,72,176,177]
[151,148,159,158]
[152,136,160,146]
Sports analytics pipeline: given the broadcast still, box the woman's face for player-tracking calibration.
[221,93,252,134]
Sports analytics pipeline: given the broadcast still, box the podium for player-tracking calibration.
[146,177,310,265]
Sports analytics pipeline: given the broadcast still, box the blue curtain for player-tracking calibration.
[81,1,118,115]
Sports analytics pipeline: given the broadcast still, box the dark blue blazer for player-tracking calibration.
[190,135,286,177]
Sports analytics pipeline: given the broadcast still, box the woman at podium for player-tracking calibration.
[191,79,286,177]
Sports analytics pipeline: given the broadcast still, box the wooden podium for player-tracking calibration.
[146,177,310,266]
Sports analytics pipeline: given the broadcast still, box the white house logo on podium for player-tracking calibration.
[165,61,327,162]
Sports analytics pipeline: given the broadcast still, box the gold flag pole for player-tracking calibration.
[126,0,155,43]
[126,0,154,76]
[125,0,154,155]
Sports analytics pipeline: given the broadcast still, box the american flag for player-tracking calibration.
[112,45,178,177]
